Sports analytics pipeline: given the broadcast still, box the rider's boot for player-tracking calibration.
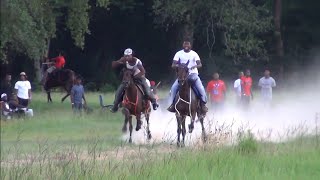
[139,77,159,110]
[110,83,125,113]
[200,101,208,114]
[167,103,175,113]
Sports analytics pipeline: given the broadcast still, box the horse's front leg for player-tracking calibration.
[135,114,142,131]
[188,113,196,133]
[181,116,186,147]
[145,112,152,140]
[47,91,52,103]
[122,108,129,132]
[199,115,207,142]
[128,115,133,143]
[176,114,182,147]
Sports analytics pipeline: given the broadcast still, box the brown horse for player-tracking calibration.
[121,69,152,143]
[174,61,207,147]
[43,69,75,103]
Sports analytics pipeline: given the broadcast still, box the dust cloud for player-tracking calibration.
[122,62,320,146]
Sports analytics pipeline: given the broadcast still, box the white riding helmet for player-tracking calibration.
[124,48,133,55]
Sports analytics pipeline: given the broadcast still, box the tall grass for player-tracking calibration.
[1,92,320,179]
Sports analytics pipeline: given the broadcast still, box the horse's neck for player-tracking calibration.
[125,82,139,100]
[178,82,191,99]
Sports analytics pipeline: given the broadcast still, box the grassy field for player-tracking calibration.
[1,92,320,179]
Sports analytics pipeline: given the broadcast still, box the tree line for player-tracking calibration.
[1,0,319,90]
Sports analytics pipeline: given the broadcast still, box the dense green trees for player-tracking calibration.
[1,0,319,88]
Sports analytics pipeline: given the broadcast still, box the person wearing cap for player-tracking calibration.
[1,93,13,120]
[14,72,32,107]
[110,48,159,112]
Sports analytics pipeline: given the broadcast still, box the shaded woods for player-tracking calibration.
[1,0,320,90]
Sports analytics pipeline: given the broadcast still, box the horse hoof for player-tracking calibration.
[135,127,141,131]
[202,135,207,143]
[177,142,185,148]
[147,133,152,140]
[129,139,132,143]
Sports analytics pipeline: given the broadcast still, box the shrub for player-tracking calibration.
[99,83,115,93]
[236,130,258,154]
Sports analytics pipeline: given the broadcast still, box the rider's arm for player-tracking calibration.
[112,57,125,68]
[135,64,146,77]
[191,60,202,69]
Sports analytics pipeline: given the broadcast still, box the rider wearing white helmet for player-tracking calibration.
[110,48,159,112]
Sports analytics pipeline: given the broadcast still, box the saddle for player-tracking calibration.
[48,69,65,81]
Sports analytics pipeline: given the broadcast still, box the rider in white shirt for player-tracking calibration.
[167,40,208,113]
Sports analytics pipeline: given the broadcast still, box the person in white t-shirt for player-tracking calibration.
[167,40,208,113]
[233,71,244,104]
[14,72,32,107]
[258,69,276,106]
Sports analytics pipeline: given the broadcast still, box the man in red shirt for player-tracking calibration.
[42,51,66,84]
[206,73,227,111]
[241,69,253,107]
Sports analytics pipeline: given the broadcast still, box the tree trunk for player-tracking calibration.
[274,0,284,81]
[34,58,41,82]
[34,39,50,82]
[182,12,194,43]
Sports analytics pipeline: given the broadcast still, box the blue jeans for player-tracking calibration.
[169,73,207,104]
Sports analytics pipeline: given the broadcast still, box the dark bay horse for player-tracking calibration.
[121,69,152,143]
[43,69,75,103]
[174,61,207,147]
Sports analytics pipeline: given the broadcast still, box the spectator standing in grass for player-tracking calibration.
[241,69,253,108]
[1,74,13,101]
[71,76,86,114]
[14,72,32,107]
[234,71,244,105]
[258,69,276,107]
[206,72,227,112]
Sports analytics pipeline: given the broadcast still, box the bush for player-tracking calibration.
[236,130,258,154]
[99,83,115,93]
[84,82,97,92]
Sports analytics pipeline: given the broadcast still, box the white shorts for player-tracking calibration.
[47,66,56,73]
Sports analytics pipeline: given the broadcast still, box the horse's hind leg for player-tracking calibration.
[146,113,152,140]
[181,116,186,147]
[128,115,133,143]
[61,93,70,103]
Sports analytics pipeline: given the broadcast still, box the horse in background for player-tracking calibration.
[174,60,207,147]
[42,63,75,102]
[121,69,152,143]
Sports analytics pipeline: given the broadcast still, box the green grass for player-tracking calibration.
[1,92,320,179]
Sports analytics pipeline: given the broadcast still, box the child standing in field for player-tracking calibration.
[71,76,86,114]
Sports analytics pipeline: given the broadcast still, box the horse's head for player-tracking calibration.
[176,60,189,86]
[122,69,134,88]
